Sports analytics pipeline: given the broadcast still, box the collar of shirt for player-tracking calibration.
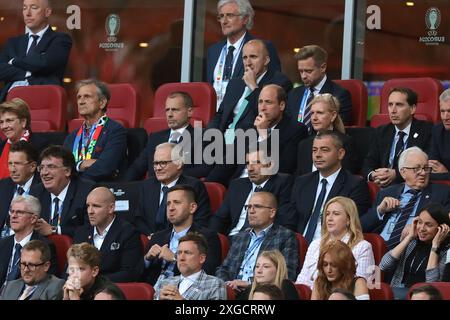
[17,175,35,196]
[250,223,273,238]
[161,178,178,193]
[180,269,202,285]
[394,121,412,137]
[319,167,341,187]
[94,217,115,238]
[51,181,70,204]
[312,74,327,94]
[169,125,188,138]
[403,184,421,195]
[252,179,268,191]
[27,25,49,40]
[15,231,33,248]
[255,71,267,87]
[170,226,190,251]
[227,32,246,51]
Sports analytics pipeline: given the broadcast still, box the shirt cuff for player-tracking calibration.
[8,58,14,65]
[25,71,31,78]
[76,161,82,172]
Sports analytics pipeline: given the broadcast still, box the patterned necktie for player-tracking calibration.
[17,186,25,195]
[51,197,60,228]
[301,87,315,132]
[386,189,420,250]
[392,131,406,169]
[169,132,181,144]
[304,178,327,243]
[155,186,169,231]
[18,285,35,300]
[223,45,235,80]
[27,35,39,56]
[7,243,22,281]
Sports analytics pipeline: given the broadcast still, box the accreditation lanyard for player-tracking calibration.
[72,116,108,162]
[297,89,312,122]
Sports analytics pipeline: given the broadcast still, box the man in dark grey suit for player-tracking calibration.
[0,240,64,300]
[0,0,72,101]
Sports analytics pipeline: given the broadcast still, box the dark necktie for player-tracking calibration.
[392,131,406,169]
[241,186,263,231]
[155,186,169,231]
[386,189,420,250]
[304,178,328,243]
[301,87,315,132]
[7,243,22,281]
[17,186,25,195]
[169,132,181,144]
[27,35,39,56]
[51,198,60,228]
[223,45,235,80]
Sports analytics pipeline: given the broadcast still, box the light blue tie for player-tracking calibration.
[224,87,251,144]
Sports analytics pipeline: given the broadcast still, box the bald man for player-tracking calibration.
[0,0,72,101]
[72,187,143,282]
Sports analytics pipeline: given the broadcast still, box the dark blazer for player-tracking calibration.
[63,118,127,182]
[136,175,211,235]
[0,231,57,288]
[123,125,212,181]
[287,169,370,234]
[286,77,352,125]
[215,224,299,281]
[72,216,143,282]
[0,174,40,234]
[361,183,450,234]
[205,32,281,84]
[207,69,292,133]
[29,176,95,237]
[429,123,450,181]
[361,118,433,182]
[296,132,360,176]
[142,224,221,285]
[209,173,295,234]
[0,28,72,101]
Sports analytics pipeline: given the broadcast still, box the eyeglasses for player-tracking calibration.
[402,166,432,174]
[9,209,35,216]
[20,261,47,271]
[8,161,31,168]
[245,204,273,212]
[152,160,173,168]
[0,117,19,126]
[37,164,65,172]
[217,13,242,21]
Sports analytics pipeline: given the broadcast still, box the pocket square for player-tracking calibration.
[110,242,120,251]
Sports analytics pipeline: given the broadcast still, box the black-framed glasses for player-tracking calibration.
[152,160,173,168]
[37,164,65,172]
[20,261,47,271]
[9,209,35,216]
[402,166,432,174]
[217,13,241,21]
[245,204,273,212]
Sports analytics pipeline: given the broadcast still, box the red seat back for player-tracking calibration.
[204,181,226,213]
[115,282,155,300]
[363,233,387,266]
[152,82,216,125]
[369,282,394,300]
[140,234,149,255]
[367,181,380,205]
[408,282,450,300]
[47,234,73,275]
[294,283,312,300]
[379,77,443,123]
[217,233,229,263]
[106,83,139,128]
[334,79,368,127]
[295,233,308,270]
[7,85,67,132]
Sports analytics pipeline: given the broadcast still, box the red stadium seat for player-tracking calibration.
[367,181,380,205]
[226,285,236,300]
[433,180,450,187]
[7,85,67,132]
[408,282,450,300]
[116,282,155,300]
[334,79,368,127]
[151,82,216,127]
[204,181,226,213]
[376,77,443,124]
[369,282,394,300]
[294,283,312,300]
[47,234,73,276]
[140,234,149,255]
[217,233,229,263]
[295,233,308,270]
[363,233,387,266]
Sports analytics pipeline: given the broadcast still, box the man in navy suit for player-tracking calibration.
[72,187,143,283]
[206,0,280,109]
[142,185,220,285]
[0,0,72,101]
[286,45,352,127]
[361,147,450,249]
[0,194,56,288]
[362,88,433,188]
[123,91,211,181]
[0,141,40,239]
[428,88,450,181]
[63,79,127,182]
[30,145,95,238]
[135,143,211,236]
[287,131,370,242]
[209,148,295,236]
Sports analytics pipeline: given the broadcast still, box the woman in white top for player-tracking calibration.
[296,196,375,288]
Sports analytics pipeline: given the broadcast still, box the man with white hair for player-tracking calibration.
[0,195,57,288]
[206,0,281,108]
[428,88,450,181]
[362,146,450,250]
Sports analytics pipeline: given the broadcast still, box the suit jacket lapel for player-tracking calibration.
[327,170,346,200]
[60,181,76,225]
[304,172,320,223]
[99,218,119,252]
[41,192,52,222]
[19,34,29,56]
[383,125,396,166]
[407,119,420,147]
[416,184,432,212]
[34,28,54,52]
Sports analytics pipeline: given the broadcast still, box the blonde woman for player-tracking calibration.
[296,196,375,288]
[239,250,299,300]
[296,94,359,175]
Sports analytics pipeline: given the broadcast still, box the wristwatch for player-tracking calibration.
[172,252,177,262]
[431,247,439,253]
